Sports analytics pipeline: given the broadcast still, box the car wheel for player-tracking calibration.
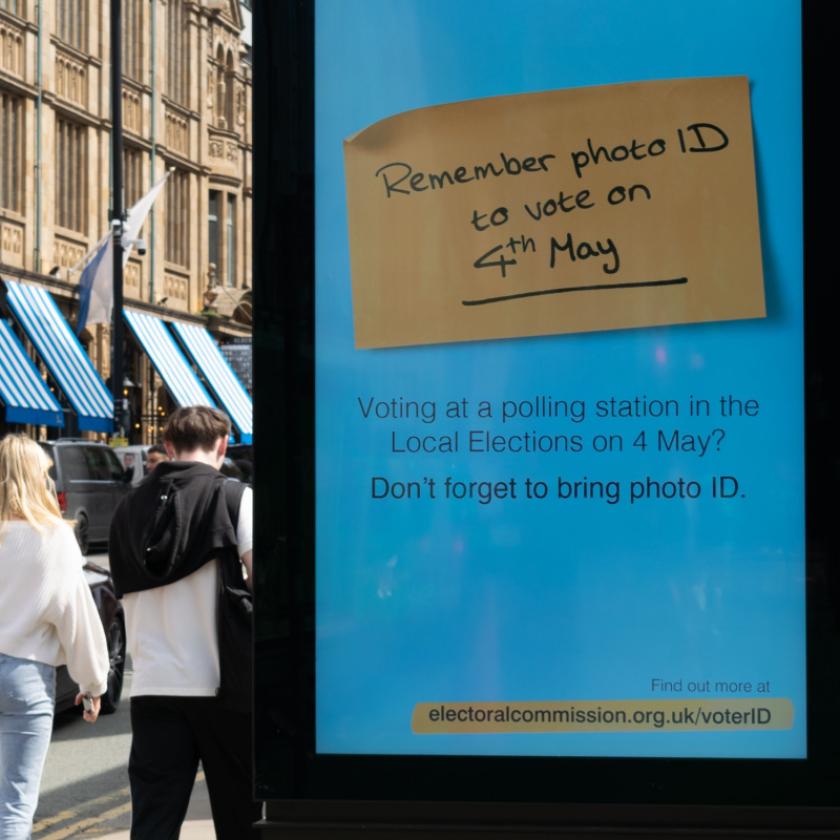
[99,613,126,715]
[75,514,90,556]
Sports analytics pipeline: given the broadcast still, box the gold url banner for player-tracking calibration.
[412,699,793,734]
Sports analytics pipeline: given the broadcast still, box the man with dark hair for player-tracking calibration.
[109,406,259,839]
[145,443,168,472]
[162,404,231,451]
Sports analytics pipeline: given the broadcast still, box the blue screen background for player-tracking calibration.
[315,0,804,758]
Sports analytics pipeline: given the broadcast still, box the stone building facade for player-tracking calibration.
[0,0,252,442]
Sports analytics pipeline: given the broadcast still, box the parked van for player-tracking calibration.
[40,439,132,554]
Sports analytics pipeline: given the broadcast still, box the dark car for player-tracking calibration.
[54,560,126,715]
[220,456,246,482]
[40,439,133,555]
[226,444,253,484]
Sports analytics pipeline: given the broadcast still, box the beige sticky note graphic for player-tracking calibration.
[344,76,765,349]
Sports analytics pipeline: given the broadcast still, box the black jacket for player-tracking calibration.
[108,461,242,598]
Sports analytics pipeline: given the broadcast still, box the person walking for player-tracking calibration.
[108,406,258,839]
[0,434,110,839]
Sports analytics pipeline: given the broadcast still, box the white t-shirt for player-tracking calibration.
[124,485,252,697]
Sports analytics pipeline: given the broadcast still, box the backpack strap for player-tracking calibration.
[222,477,247,540]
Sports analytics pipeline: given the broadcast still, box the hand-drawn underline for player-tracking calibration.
[461,277,688,307]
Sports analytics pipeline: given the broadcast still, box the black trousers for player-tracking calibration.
[129,695,261,840]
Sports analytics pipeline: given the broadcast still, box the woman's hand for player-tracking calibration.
[74,692,101,723]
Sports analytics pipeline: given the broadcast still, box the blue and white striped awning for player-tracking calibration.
[0,318,64,428]
[4,280,113,433]
[124,309,215,408]
[169,322,252,444]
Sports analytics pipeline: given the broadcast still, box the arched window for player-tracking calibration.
[166,0,189,106]
[123,145,143,207]
[0,2,22,19]
[56,119,87,233]
[215,44,226,128]
[57,0,85,51]
[122,0,143,81]
[0,88,22,212]
[165,166,190,267]
[225,50,235,131]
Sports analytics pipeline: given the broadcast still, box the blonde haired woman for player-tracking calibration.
[0,435,109,839]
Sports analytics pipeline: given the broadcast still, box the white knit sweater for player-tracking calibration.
[0,519,109,697]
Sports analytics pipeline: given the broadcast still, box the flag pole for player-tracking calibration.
[110,0,126,439]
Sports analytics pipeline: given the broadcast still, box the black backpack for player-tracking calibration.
[127,472,252,713]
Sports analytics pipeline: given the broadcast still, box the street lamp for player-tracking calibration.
[110,0,126,440]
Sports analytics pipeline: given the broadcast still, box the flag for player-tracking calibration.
[76,234,113,335]
[122,171,169,267]
[76,171,171,335]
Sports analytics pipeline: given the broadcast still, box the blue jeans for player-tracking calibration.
[0,654,55,840]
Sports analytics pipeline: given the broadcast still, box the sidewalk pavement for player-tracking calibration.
[96,776,216,839]
[98,821,215,839]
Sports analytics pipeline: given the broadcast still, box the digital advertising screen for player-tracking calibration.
[312,0,805,763]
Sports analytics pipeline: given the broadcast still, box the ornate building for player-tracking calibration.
[0,0,252,441]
